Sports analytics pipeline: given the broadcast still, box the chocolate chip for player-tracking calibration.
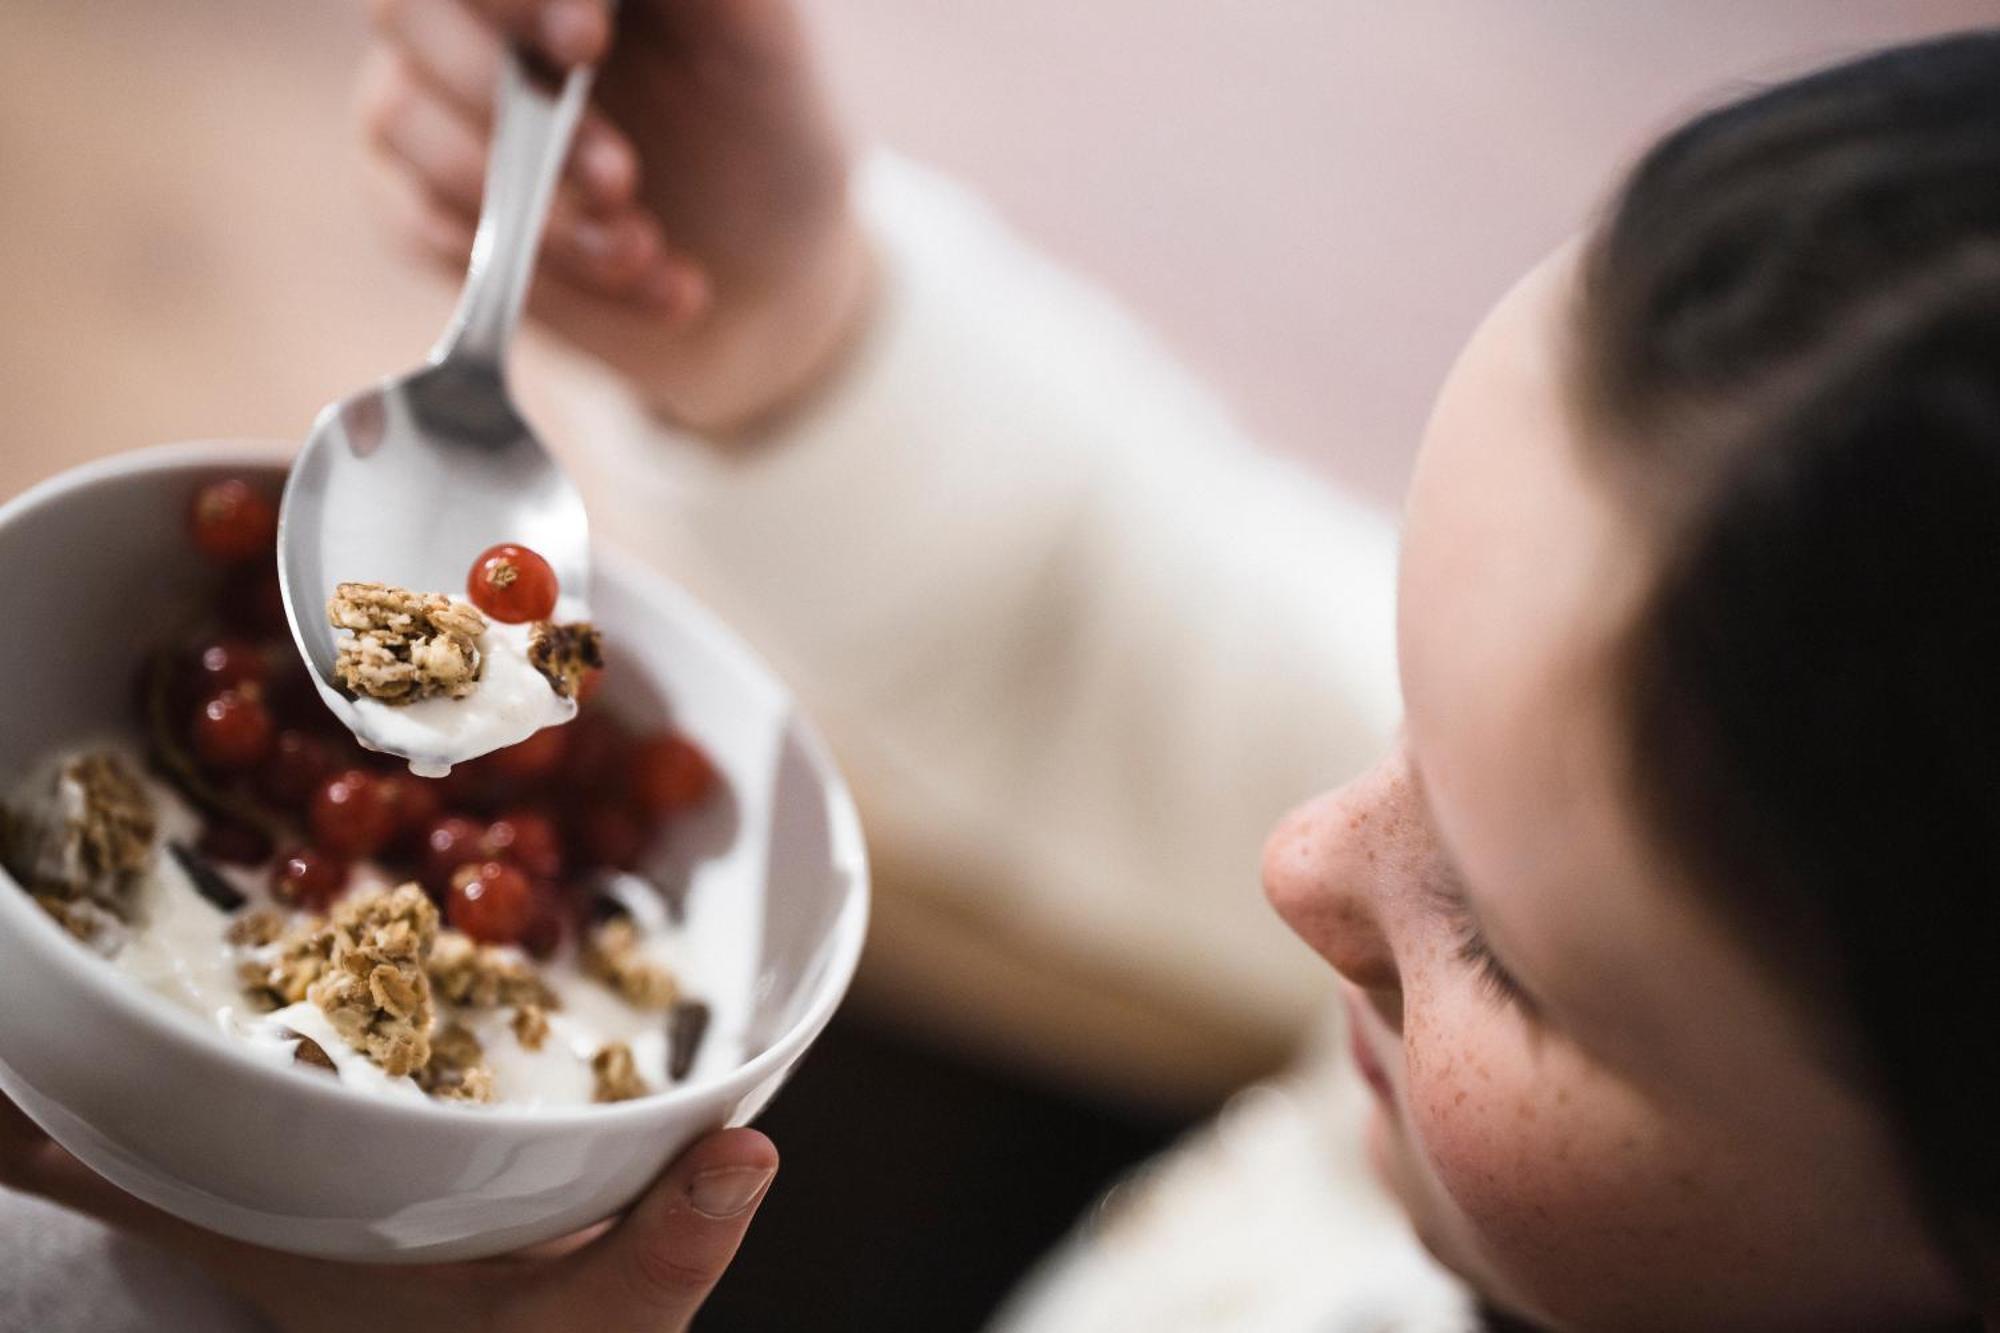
[668,1000,710,1082]
[586,892,633,926]
[167,841,247,912]
[284,1030,337,1073]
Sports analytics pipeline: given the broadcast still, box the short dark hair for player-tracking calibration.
[1576,29,2000,1303]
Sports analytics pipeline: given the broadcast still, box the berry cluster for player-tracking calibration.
[157,477,718,953]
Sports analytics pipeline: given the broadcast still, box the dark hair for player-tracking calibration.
[1577,30,2000,1304]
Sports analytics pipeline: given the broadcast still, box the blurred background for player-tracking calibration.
[0,1,1989,1326]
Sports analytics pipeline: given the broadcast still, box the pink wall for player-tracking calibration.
[0,2,1990,505]
[805,1,1993,499]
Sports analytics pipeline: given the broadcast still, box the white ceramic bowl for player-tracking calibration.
[0,442,868,1262]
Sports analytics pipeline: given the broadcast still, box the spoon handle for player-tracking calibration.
[431,49,596,370]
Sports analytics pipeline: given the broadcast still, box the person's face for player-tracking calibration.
[1262,250,1964,1329]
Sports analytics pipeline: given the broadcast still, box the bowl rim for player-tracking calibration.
[0,440,870,1128]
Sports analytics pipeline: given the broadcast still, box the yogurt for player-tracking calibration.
[9,746,715,1110]
[346,616,576,778]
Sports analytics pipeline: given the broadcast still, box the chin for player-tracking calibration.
[1365,1104,1489,1302]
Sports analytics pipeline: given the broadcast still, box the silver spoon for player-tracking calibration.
[278,47,595,774]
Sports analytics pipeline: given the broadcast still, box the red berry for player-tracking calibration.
[197,819,274,867]
[189,479,277,564]
[482,725,569,783]
[421,815,485,893]
[271,847,348,911]
[194,688,275,771]
[193,638,268,693]
[217,566,287,635]
[429,762,495,815]
[309,769,396,859]
[262,730,332,809]
[630,735,717,815]
[522,883,566,960]
[575,666,605,705]
[559,712,633,796]
[484,809,563,880]
[447,860,536,944]
[575,806,648,872]
[263,653,319,726]
[378,773,443,838]
[466,543,558,623]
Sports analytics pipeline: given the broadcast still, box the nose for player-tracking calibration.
[1260,751,1407,992]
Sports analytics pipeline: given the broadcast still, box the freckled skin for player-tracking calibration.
[1260,251,1971,1329]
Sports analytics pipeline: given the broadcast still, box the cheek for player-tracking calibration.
[1393,989,1743,1326]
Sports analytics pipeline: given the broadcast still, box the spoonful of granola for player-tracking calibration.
[277,47,600,776]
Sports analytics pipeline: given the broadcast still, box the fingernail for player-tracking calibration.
[689,1165,773,1218]
[539,0,601,65]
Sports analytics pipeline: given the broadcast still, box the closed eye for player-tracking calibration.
[1454,920,1540,1018]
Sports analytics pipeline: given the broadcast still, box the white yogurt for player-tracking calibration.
[17,745,711,1109]
[345,617,575,778]
[235,1002,431,1103]
[125,841,688,1108]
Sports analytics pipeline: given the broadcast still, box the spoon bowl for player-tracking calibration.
[278,49,596,773]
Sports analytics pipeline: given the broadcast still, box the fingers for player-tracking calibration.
[370,0,505,119]
[373,0,612,68]
[0,1093,298,1287]
[530,1129,777,1330]
[365,145,707,326]
[358,49,678,300]
[360,7,638,210]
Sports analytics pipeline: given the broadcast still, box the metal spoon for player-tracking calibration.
[278,47,595,773]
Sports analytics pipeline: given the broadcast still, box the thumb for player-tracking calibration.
[528,1128,777,1330]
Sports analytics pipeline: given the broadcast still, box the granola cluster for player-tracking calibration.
[233,910,333,1009]
[526,620,604,700]
[234,897,556,1098]
[328,582,486,704]
[4,752,157,942]
[511,1003,551,1052]
[580,918,679,1010]
[420,1022,495,1103]
[306,884,438,1078]
[429,930,557,1009]
[591,1042,649,1103]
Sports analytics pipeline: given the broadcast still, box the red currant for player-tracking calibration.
[484,808,563,880]
[189,479,277,564]
[482,725,569,783]
[559,712,633,797]
[262,730,332,810]
[522,883,566,960]
[420,815,485,893]
[309,769,396,859]
[574,806,647,872]
[271,847,348,911]
[378,773,443,839]
[466,543,558,623]
[630,735,717,815]
[193,638,268,693]
[263,653,318,726]
[217,566,287,635]
[194,688,275,771]
[197,819,274,867]
[447,860,536,944]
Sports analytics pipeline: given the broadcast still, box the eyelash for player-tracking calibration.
[1455,925,1537,1015]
